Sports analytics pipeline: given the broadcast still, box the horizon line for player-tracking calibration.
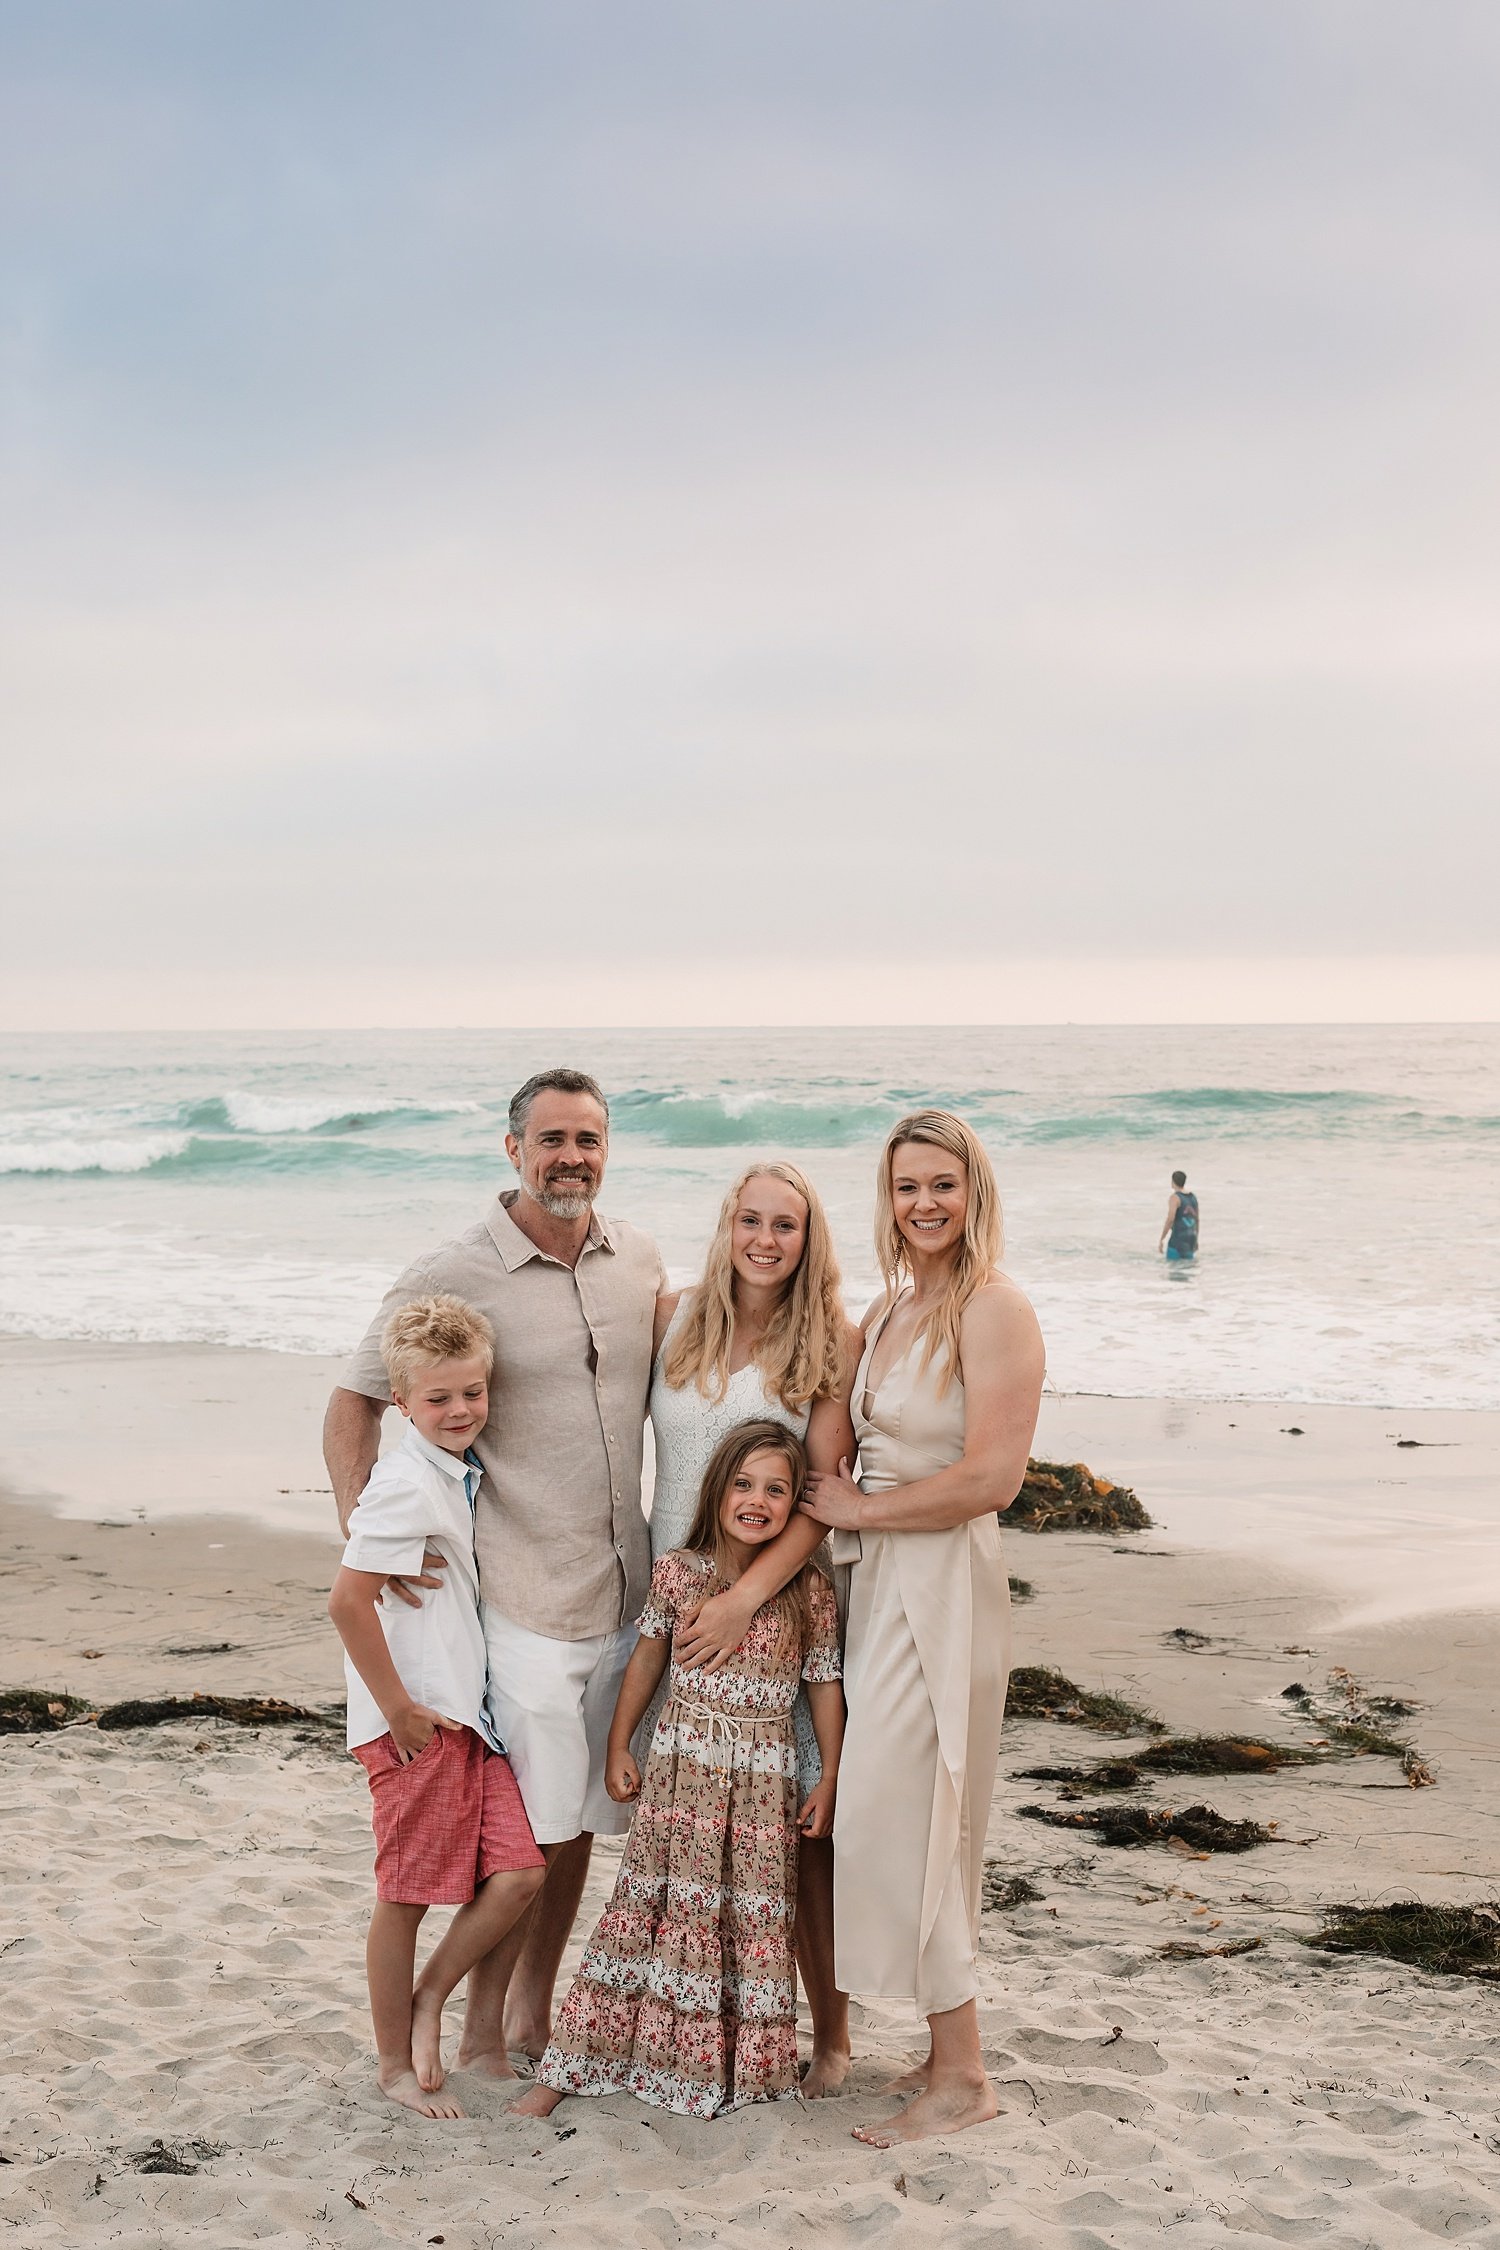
[4,1019,1496,1038]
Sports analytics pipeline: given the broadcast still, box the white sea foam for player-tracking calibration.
[0,1102,165,1140]
[0,1225,389,1356]
[0,1134,192,1176]
[1,1025,1494,1408]
[214,1090,482,1133]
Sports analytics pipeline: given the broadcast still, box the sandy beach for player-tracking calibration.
[3,1339,1499,2247]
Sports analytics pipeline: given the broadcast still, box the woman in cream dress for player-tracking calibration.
[647,1161,860,2098]
[801,1110,1044,2147]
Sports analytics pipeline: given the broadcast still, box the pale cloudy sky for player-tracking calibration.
[2,1,1497,1028]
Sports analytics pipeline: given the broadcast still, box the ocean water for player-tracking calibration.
[1,1025,1496,1412]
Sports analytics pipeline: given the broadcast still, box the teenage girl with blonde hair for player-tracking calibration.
[647,1159,860,2098]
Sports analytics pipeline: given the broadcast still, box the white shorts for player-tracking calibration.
[481,1608,637,1846]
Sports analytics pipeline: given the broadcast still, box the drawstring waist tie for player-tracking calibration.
[668,1695,791,1763]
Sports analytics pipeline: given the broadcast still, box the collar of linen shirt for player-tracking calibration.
[484,1189,618,1269]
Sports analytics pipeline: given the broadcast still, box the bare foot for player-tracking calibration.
[377,2064,466,2120]
[851,2076,999,2148]
[800,2048,852,2100]
[453,2043,521,2081]
[879,2051,934,2095]
[512,2083,566,2119]
[410,1988,447,2092]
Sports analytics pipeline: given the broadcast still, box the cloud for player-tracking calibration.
[2,2,1498,1022]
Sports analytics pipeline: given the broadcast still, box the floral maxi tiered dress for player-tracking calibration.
[534,1550,842,2118]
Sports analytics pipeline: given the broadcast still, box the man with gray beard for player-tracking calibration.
[324,1068,665,2076]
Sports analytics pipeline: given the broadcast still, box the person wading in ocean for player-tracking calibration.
[1159,1170,1200,1262]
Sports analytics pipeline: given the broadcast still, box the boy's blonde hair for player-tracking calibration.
[382,1294,495,1400]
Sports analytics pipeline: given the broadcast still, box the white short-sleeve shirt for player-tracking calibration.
[339,1424,502,1754]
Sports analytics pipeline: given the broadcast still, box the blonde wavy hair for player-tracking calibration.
[661,1160,846,1409]
[874,1111,1003,1396]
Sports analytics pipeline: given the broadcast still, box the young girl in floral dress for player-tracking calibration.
[514,1421,845,2120]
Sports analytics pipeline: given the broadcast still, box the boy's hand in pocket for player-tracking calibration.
[390,1704,462,1763]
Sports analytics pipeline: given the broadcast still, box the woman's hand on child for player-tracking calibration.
[800,1457,864,1531]
[673,1588,756,1673]
[605,1748,642,1803]
[380,1548,450,1611]
[797,1776,838,1839]
[390,1703,463,1762]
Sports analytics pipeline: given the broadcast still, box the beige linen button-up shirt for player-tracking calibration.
[342,1192,665,1642]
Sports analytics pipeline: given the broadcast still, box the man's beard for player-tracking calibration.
[535,1173,597,1219]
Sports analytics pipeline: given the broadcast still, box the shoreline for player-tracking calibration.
[4,1333,1497,1630]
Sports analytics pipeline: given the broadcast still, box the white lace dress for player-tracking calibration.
[648,1297,826,1793]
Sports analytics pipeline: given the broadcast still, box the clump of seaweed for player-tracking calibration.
[981,1868,1043,1911]
[1159,1937,1263,1961]
[1138,1734,1317,1775]
[1018,1801,1275,1853]
[1016,1734,1319,1794]
[1008,1576,1035,1602]
[127,2138,225,2176]
[1306,1901,1500,1981]
[1286,1667,1433,1786]
[1015,1760,1145,1792]
[96,1694,337,1733]
[0,1689,95,1732]
[1010,1460,1152,1535]
[1007,1666,1164,1736]
[1322,1718,1410,1758]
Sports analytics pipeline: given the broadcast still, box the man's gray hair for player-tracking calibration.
[508,1068,610,1138]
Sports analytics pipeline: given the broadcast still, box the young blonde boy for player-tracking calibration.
[328,1294,544,2119]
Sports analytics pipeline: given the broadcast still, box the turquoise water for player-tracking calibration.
[2,1025,1496,1409]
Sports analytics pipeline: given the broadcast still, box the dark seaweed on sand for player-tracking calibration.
[0,1688,95,1732]
[1320,1718,1414,1759]
[1016,1760,1147,1792]
[1159,1937,1263,1961]
[981,1868,1043,1911]
[1,1687,343,1735]
[96,1693,338,1732]
[1016,1735,1321,1792]
[1306,1901,1500,1981]
[128,2138,226,2175]
[1129,1734,1320,1774]
[1009,1460,1152,1535]
[1283,1671,1433,1784]
[1017,1801,1274,1852]
[1007,1666,1164,1736]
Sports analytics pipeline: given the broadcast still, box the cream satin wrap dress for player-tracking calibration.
[831,1303,1011,2017]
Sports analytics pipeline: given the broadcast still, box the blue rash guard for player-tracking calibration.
[1166,1190,1199,1260]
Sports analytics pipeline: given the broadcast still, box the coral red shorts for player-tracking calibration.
[352,1725,544,1905]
